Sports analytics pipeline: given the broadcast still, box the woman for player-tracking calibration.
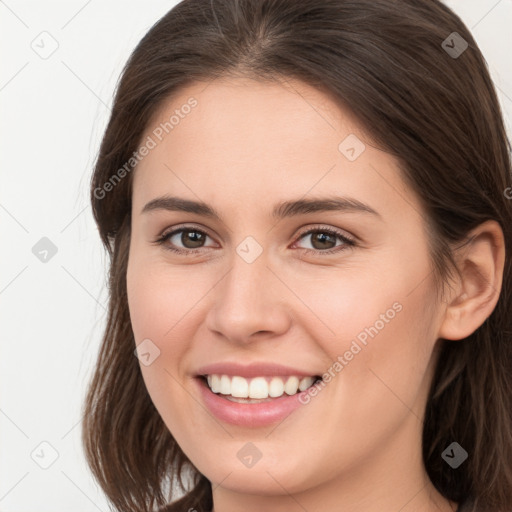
[83,1,512,511]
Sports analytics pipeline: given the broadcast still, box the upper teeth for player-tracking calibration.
[206,374,317,399]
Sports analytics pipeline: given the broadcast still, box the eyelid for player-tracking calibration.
[159,222,215,240]
[154,223,357,255]
[290,224,356,255]
[158,223,355,242]
[156,223,218,252]
[294,224,356,243]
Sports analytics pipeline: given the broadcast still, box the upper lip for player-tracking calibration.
[195,362,321,379]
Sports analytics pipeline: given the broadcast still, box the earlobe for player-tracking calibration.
[438,220,505,341]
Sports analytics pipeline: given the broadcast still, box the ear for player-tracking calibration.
[438,220,505,341]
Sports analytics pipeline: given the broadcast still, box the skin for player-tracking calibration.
[126,76,505,512]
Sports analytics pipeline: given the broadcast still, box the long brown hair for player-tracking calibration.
[83,1,512,511]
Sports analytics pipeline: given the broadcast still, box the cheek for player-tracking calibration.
[316,279,438,448]
[126,253,216,410]
[127,251,210,353]
[293,252,438,434]
[126,258,213,445]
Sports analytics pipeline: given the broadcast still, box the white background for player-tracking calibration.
[1,1,511,511]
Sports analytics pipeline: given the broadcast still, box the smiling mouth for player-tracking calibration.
[200,374,322,402]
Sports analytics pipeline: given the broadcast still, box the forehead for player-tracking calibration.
[132,77,418,223]
[141,76,356,163]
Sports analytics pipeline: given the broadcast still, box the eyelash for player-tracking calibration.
[153,224,356,257]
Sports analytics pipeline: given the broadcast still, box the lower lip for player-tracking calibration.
[195,377,311,427]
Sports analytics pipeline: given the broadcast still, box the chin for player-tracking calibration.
[209,467,311,496]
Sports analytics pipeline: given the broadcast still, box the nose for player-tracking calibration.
[205,248,292,345]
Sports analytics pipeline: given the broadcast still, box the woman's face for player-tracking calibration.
[127,77,447,504]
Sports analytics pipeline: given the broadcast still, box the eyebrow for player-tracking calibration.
[141,195,381,220]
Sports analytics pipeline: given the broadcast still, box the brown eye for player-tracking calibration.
[307,232,337,250]
[294,226,356,255]
[176,229,207,249]
[156,227,215,254]
[154,224,356,256]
